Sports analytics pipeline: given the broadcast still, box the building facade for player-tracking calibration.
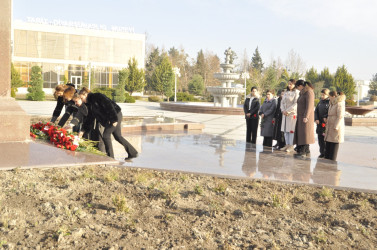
[12,19,145,91]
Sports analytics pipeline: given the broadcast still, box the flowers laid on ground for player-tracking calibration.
[30,122,105,155]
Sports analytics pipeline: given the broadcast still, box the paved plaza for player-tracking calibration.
[7,100,377,192]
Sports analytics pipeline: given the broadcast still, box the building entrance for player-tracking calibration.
[71,76,82,89]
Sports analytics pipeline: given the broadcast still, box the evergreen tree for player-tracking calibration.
[114,68,128,102]
[334,65,355,99]
[125,57,145,95]
[261,65,279,93]
[168,47,180,66]
[313,81,325,99]
[26,66,45,101]
[305,67,319,84]
[369,73,377,95]
[319,67,334,90]
[188,74,205,95]
[195,49,206,80]
[145,47,162,91]
[11,63,23,97]
[251,47,264,72]
[151,55,174,99]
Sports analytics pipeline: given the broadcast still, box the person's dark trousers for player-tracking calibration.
[277,133,286,148]
[102,112,138,158]
[263,137,273,147]
[93,121,106,153]
[325,142,339,161]
[317,134,326,156]
[246,118,259,144]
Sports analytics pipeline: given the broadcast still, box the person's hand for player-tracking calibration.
[246,113,251,118]
[303,117,308,123]
[315,120,319,124]
[323,118,327,123]
[261,114,265,118]
[284,111,288,116]
[113,122,118,127]
[78,131,84,138]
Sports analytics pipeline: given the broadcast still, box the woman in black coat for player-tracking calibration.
[74,87,138,159]
[273,90,286,150]
[314,88,330,158]
[50,83,78,128]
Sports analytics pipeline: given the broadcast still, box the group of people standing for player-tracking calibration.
[244,79,346,161]
[50,84,138,160]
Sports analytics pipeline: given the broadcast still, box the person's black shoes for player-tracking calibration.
[318,154,325,158]
[125,153,138,160]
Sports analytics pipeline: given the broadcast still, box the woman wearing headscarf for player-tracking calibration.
[324,91,346,161]
[293,80,315,158]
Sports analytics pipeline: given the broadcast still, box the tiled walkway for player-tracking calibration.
[11,100,377,192]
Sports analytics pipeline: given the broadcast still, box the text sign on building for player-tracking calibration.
[26,17,135,33]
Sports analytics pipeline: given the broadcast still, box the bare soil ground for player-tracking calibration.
[0,165,376,249]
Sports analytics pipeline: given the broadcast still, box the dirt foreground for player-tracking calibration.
[0,165,376,249]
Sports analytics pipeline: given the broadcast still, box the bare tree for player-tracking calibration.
[239,48,250,73]
[285,49,306,78]
[204,50,221,87]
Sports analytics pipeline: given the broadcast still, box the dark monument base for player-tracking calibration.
[0,97,30,142]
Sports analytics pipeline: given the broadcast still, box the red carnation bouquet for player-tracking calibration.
[30,122,104,155]
[322,122,326,136]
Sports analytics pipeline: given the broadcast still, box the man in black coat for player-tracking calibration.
[243,87,260,144]
[314,88,330,158]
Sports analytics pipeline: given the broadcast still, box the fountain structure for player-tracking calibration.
[160,47,245,115]
[207,47,245,108]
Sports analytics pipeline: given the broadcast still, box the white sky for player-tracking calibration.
[12,0,377,80]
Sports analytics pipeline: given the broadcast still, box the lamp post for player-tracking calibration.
[173,67,181,102]
[241,72,250,99]
[357,81,360,106]
[86,62,96,90]
[54,65,63,85]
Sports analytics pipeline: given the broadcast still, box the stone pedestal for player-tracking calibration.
[0,0,30,142]
[0,97,30,142]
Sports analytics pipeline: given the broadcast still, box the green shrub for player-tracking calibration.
[92,87,116,100]
[345,99,357,106]
[11,88,17,98]
[370,95,377,102]
[124,92,136,103]
[133,96,142,100]
[148,96,161,102]
[169,92,200,102]
[314,99,320,107]
[27,66,45,101]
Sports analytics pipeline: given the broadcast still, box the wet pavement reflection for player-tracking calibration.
[0,141,118,170]
[122,133,377,192]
